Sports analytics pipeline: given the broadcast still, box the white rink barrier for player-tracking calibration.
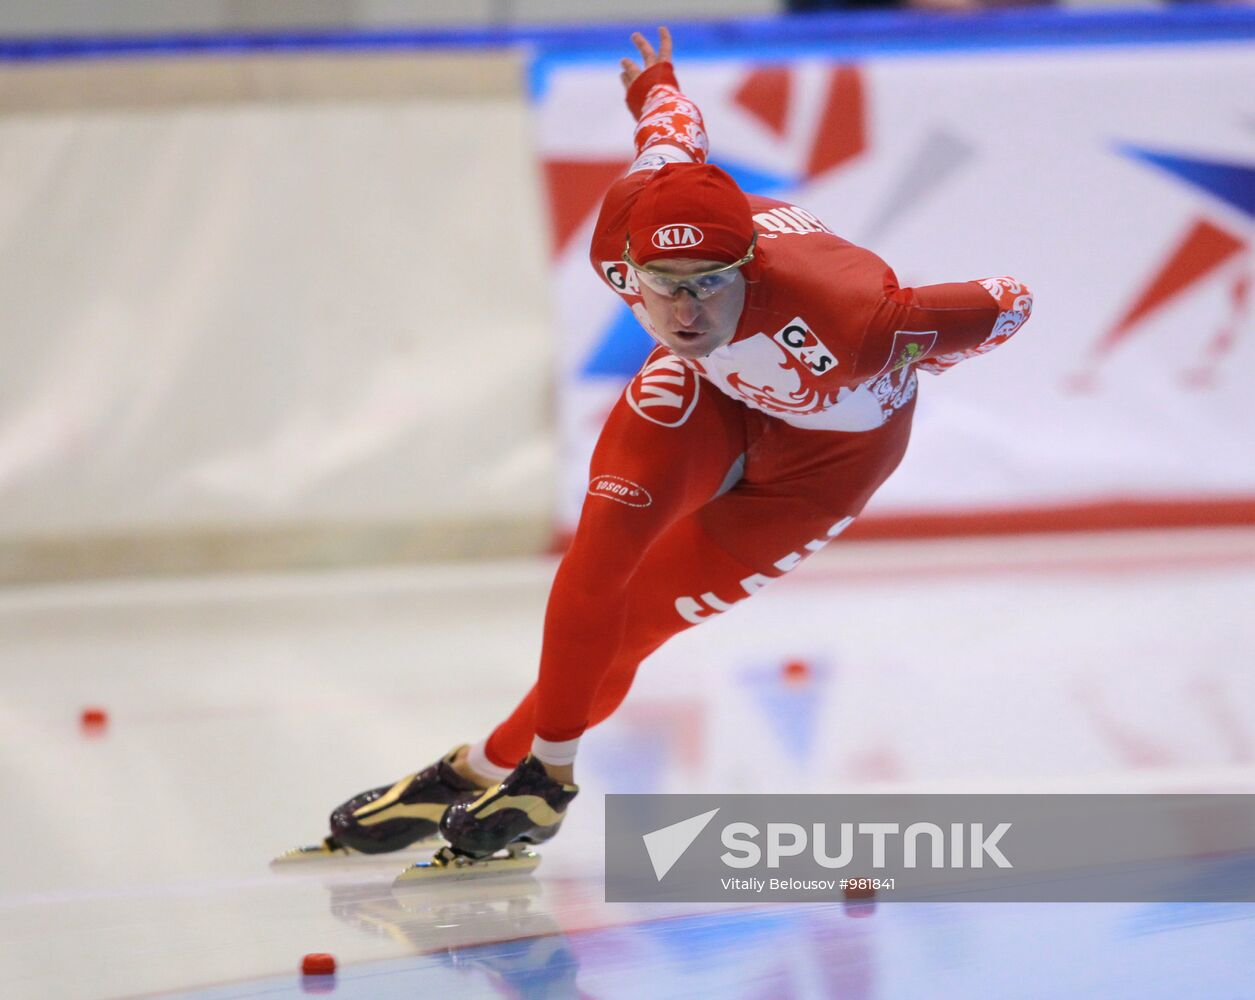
[531,17,1255,539]
[0,50,555,580]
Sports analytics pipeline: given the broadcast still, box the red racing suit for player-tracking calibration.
[481,62,1033,767]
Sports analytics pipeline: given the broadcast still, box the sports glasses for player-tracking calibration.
[623,234,756,300]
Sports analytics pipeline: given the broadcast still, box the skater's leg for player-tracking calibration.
[438,401,914,860]
[474,515,762,769]
[445,349,747,786]
[475,503,854,770]
[588,401,915,720]
[436,483,882,859]
[525,367,748,768]
[470,399,915,773]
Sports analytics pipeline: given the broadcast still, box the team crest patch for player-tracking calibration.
[588,475,653,508]
[871,330,940,378]
[772,317,838,376]
[627,353,701,427]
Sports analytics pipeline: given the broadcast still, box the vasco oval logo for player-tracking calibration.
[588,475,653,508]
[652,224,704,250]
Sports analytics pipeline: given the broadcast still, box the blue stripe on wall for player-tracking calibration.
[2,6,1252,65]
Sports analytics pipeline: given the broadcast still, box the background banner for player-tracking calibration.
[531,37,1255,536]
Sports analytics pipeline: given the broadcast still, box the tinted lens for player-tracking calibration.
[636,268,739,300]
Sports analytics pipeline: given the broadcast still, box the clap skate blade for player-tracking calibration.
[271,834,443,866]
[393,844,541,884]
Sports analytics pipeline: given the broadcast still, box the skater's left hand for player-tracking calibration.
[619,26,673,91]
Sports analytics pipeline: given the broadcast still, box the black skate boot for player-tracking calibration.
[325,745,485,855]
[392,756,578,882]
[440,755,579,858]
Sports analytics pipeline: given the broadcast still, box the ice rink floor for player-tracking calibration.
[3,528,1254,999]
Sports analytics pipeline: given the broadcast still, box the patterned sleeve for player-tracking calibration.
[915,277,1035,375]
[853,276,1034,380]
[622,62,709,175]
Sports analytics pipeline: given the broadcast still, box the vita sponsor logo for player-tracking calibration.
[652,224,704,250]
[627,353,701,427]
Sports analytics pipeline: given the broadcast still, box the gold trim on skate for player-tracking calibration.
[464,783,502,812]
[354,801,448,827]
[392,844,541,884]
[470,793,569,828]
[350,773,418,818]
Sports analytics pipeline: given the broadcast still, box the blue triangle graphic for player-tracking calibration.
[754,686,822,762]
[740,664,830,763]
[708,157,796,197]
[1121,146,1255,219]
[580,303,655,377]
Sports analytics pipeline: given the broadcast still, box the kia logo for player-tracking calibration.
[652,224,704,250]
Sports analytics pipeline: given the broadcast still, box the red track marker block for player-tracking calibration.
[781,659,811,685]
[301,954,336,976]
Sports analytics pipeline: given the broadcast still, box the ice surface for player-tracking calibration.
[2,529,1254,999]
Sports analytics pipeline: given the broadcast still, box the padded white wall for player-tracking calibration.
[0,52,556,579]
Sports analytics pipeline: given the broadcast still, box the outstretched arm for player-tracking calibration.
[913,277,1034,374]
[618,28,709,174]
[857,276,1034,377]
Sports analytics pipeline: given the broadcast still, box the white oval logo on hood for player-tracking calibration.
[652,225,704,250]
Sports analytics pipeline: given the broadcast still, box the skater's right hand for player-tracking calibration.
[619,26,673,92]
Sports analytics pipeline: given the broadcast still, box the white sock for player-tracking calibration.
[531,735,580,767]
[466,740,512,782]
